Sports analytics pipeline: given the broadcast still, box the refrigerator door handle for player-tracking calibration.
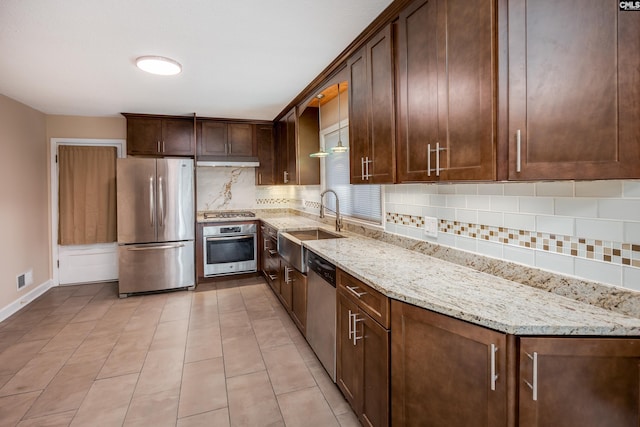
[158,175,165,227]
[126,243,186,251]
[149,176,155,227]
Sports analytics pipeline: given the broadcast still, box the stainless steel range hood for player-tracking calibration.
[196,157,260,167]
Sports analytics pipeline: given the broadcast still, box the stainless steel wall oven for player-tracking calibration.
[202,223,257,276]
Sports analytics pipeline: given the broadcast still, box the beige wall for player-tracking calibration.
[46,115,126,140]
[0,95,48,310]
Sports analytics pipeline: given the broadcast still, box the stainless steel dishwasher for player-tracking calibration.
[305,249,337,382]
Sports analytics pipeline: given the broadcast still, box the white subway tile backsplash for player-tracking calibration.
[437,207,456,221]
[478,211,504,228]
[477,183,504,195]
[599,199,640,221]
[456,209,478,224]
[574,258,622,286]
[504,182,535,196]
[504,213,536,232]
[437,231,457,248]
[446,195,467,208]
[477,240,504,259]
[430,194,447,207]
[623,181,640,198]
[535,251,575,276]
[575,180,623,198]
[454,184,478,195]
[455,235,478,253]
[575,219,624,242]
[624,222,640,245]
[519,197,554,215]
[536,215,575,235]
[466,195,492,211]
[554,198,598,218]
[438,184,457,194]
[421,206,438,218]
[490,196,519,213]
[536,181,574,197]
[503,245,536,267]
[622,266,640,291]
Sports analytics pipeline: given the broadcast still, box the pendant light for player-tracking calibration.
[331,82,348,153]
[309,93,329,158]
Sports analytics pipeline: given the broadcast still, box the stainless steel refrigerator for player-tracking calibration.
[116,157,195,297]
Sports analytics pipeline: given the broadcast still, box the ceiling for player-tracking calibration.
[0,0,393,120]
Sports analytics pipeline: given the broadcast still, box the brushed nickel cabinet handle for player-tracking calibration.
[490,344,499,391]
[516,129,522,173]
[346,285,366,298]
[427,143,431,176]
[524,351,538,401]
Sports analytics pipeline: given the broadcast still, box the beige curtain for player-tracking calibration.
[58,145,117,245]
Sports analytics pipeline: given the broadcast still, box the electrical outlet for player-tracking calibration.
[424,216,438,238]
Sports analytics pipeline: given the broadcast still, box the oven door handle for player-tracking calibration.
[205,235,255,241]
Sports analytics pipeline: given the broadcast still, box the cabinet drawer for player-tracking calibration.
[337,268,389,329]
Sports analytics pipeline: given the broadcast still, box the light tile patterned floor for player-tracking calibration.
[0,277,360,426]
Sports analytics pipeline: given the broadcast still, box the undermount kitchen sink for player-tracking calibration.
[285,228,344,241]
[278,228,344,273]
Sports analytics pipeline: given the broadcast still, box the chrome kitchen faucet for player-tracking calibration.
[320,189,342,232]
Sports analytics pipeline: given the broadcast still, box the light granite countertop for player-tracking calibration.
[261,215,640,336]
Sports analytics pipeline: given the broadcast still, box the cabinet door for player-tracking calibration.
[127,117,162,156]
[391,300,508,427]
[337,291,363,413]
[197,121,227,156]
[228,123,254,156]
[508,0,640,180]
[256,124,276,185]
[285,109,297,185]
[367,24,395,184]
[290,269,307,335]
[396,0,439,182]
[348,47,370,185]
[162,119,194,156]
[359,310,389,427]
[438,0,495,181]
[519,337,640,427]
[397,0,495,182]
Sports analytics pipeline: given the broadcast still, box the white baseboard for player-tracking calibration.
[0,280,56,323]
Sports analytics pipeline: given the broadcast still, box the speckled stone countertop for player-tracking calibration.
[261,216,640,336]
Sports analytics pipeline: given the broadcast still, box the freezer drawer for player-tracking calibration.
[118,241,194,296]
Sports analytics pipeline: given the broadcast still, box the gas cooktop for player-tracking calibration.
[202,211,256,219]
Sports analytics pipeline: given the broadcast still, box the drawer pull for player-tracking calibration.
[268,274,277,281]
[346,285,367,298]
[268,249,278,256]
[524,351,538,401]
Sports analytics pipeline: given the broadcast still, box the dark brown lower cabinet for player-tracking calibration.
[391,300,509,427]
[519,337,640,427]
[289,267,307,336]
[337,290,389,427]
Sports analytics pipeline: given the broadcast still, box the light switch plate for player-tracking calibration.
[424,216,438,238]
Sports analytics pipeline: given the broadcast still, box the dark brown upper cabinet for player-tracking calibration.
[124,114,195,157]
[396,0,496,183]
[255,123,276,185]
[275,107,320,186]
[505,1,640,180]
[196,120,255,158]
[348,24,396,185]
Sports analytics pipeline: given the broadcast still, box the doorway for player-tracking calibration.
[50,138,125,285]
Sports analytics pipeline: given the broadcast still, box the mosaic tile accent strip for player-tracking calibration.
[256,198,290,205]
[386,212,640,268]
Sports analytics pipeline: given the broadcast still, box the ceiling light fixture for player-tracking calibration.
[331,82,348,153]
[310,93,329,158]
[136,56,182,76]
